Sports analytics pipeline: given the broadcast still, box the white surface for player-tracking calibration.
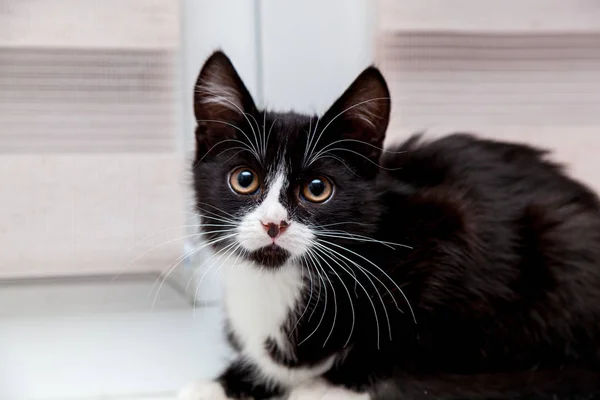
[0,276,230,400]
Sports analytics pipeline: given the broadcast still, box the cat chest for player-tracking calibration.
[223,261,302,349]
[222,261,334,384]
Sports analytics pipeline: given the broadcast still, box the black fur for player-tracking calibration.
[192,51,600,399]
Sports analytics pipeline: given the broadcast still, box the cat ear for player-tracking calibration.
[320,67,391,163]
[193,51,257,157]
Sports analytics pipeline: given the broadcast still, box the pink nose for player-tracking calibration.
[261,221,289,238]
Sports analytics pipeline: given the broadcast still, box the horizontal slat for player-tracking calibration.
[377,31,600,192]
[0,47,179,153]
[384,32,600,48]
[0,0,179,49]
[378,0,600,33]
[378,33,600,128]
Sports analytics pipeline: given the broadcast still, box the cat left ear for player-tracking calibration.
[320,66,391,162]
[193,51,257,158]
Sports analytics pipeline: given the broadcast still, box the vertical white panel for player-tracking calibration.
[180,0,259,149]
[259,0,374,114]
[179,0,258,303]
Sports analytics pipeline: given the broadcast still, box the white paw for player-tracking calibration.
[287,380,370,400]
[178,380,232,400]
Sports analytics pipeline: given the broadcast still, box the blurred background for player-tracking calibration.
[1,0,600,399]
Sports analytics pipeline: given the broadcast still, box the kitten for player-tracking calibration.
[181,51,600,400]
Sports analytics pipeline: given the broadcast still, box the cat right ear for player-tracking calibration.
[193,51,257,157]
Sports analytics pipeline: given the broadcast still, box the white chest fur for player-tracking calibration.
[222,260,335,386]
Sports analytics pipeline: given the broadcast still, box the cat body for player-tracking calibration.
[182,51,600,400]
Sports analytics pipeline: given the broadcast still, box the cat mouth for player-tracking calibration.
[247,244,291,268]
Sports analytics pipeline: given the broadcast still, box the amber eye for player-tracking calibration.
[302,177,333,203]
[229,167,260,195]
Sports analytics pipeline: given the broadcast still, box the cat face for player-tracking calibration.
[192,51,390,268]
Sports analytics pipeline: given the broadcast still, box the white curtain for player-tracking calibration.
[0,0,185,278]
[376,0,600,191]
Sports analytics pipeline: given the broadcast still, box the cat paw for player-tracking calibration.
[178,380,232,400]
[287,380,370,400]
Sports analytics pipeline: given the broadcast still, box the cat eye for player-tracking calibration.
[302,177,333,203]
[229,167,260,195]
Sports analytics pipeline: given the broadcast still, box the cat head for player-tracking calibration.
[192,51,390,269]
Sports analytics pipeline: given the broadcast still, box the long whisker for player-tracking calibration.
[288,256,314,339]
[314,240,401,313]
[314,242,390,345]
[184,240,236,292]
[198,138,259,165]
[196,202,239,220]
[314,244,379,348]
[303,116,320,167]
[310,249,338,348]
[318,221,375,228]
[118,230,236,280]
[216,148,249,164]
[127,224,235,252]
[308,257,323,323]
[149,234,235,310]
[195,207,238,225]
[298,250,329,346]
[306,97,389,166]
[195,88,261,159]
[262,110,267,158]
[195,214,238,226]
[317,155,361,177]
[266,117,280,158]
[318,239,417,324]
[193,242,241,316]
[309,138,407,166]
[312,247,356,348]
[245,111,262,156]
[314,232,398,250]
[311,147,404,171]
[194,121,260,163]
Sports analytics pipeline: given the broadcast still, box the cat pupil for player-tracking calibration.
[308,179,325,196]
[238,170,254,188]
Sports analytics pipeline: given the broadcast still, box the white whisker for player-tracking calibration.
[314,242,388,347]
[194,120,260,163]
[193,242,241,316]
[309,138,407,166]
[298,250,329,346]
[150,234,236,310]
[310,249,338,348]
[318,239,417,324]
[306,97,389,167]
[195,88,262,160]
[196,202,239,220]
[311,246,356,348]
[288,256,314,339]
[118,229,236,281]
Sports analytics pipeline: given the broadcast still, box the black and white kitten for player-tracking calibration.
[181,51,600,400]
